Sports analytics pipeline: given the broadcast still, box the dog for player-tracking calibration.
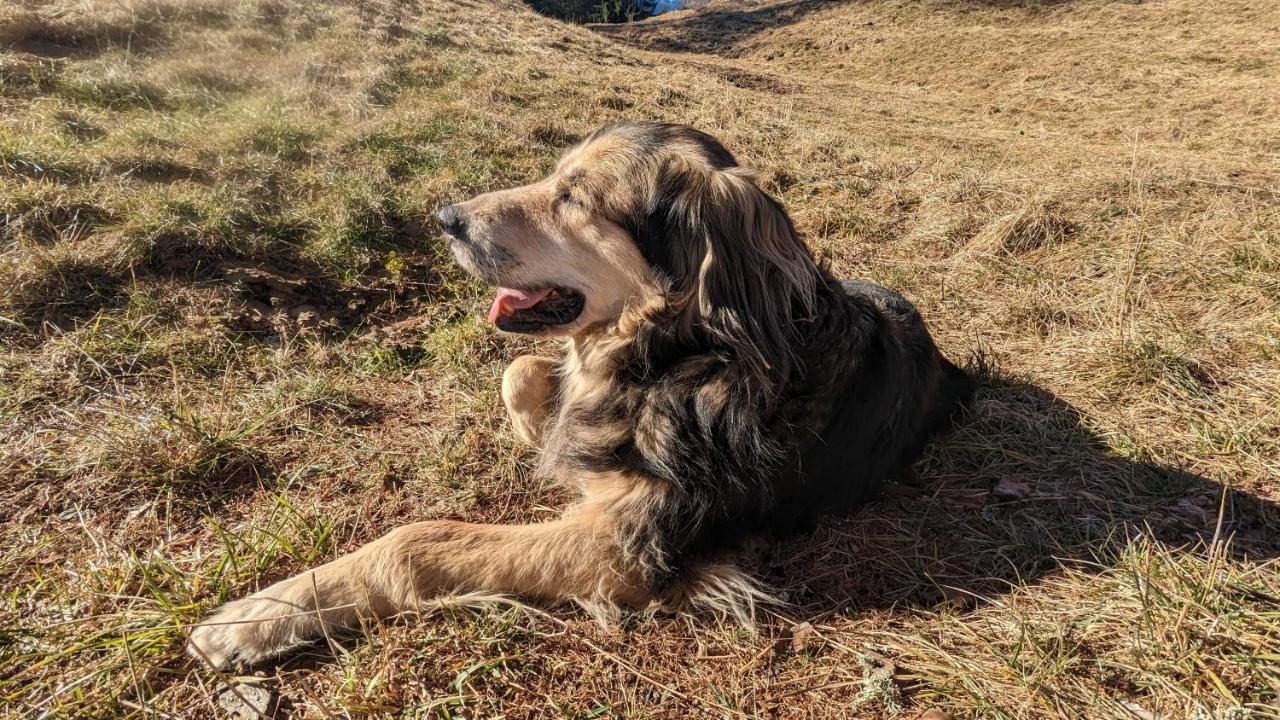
[187,121,972,668]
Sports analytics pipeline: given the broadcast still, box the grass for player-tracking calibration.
[2,0,1278,717]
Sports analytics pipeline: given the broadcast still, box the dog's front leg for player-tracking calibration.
[187,508,643,669]
[502,354,557,447]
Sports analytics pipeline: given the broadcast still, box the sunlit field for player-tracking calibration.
[2,0,1278,716]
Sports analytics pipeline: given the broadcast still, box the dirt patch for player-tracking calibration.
[219,256,438,337]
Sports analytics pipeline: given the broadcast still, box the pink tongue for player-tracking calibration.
[487,287,553,324]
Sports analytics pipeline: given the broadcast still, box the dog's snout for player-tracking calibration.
[435,204,468,239]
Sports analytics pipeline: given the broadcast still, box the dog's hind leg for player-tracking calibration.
[502,354,558,447]
[186,502,644,669]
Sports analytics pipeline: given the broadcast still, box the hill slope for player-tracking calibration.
[2,0,1277,717]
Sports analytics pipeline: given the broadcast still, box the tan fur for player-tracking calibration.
[187,492,651,668]
[502,354,557,446]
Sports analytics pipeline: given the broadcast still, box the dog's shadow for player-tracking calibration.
[767,373,1280,615]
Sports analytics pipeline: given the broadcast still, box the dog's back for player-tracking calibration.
[840,278,974,471]
[745,279,971,537]
[840,278,974,436]
[664,277,972,554]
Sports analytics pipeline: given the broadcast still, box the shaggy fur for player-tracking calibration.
[186,121,971,669]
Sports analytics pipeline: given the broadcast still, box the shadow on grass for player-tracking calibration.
[593,0,848,55]
[596,0,1096,56]
[0,4,231,60]
[771,371,1280,615]
[6,224,443,339]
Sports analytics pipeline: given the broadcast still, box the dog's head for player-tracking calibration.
[438,121,819,378]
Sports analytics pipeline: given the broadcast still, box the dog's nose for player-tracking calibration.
[435,204,468,240]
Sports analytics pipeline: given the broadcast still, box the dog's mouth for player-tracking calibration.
[486,286,585,333]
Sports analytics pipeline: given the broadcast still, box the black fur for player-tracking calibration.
[549,122,973,591]
[557,277,972,588]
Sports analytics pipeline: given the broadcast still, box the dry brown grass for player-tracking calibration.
[2,0,1278,717]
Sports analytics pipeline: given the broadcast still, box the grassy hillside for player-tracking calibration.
[2,0,1277,717]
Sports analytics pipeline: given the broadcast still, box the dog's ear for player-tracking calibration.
[632,160,819,388]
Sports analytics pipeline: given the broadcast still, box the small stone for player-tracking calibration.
[992,477,1032,501]
[216,682,278,719]
[917,710,950,720]
[288,303,319,319]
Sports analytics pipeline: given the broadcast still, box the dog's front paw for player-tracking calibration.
[187,590,320,669]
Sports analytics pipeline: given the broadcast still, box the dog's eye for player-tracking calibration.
[558,190,579,207]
